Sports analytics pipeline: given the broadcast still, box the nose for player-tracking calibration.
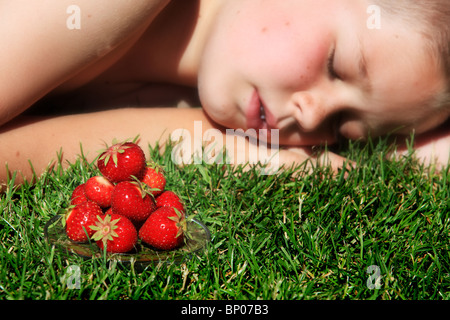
[291,91,336,132]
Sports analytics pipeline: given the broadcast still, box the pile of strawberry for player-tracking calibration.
[64,139,187,253]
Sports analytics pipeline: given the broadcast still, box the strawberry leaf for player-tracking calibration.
[104,153,112,166]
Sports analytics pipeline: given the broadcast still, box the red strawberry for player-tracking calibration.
[65,201,103,243]
[70,183,88,205]
[90,214,137,253]
[97,141,146,183]
[84,176,114,208]
[155,190,185,214]
[111,181,156,224]
[139,207,186,250]
[140,165,166,196]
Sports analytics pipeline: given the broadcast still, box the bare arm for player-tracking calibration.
[0,108,203,184]
[393,120,450,170]
[0,0,171,126]
[0,107,349,187]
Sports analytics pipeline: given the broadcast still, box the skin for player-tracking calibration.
[0,0,448,186]
[197,0,447,144]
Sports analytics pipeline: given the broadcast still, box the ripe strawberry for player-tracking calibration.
[111,181,156,224]
[139,207,186,250]
[70,183,88,205]
[140,165,166,197]
[65,201,103,243]
[155,190,185,214]
[97,141,146,183]
[90,214,137,253]
[84,176,114,208]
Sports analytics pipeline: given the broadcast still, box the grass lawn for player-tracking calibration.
[0,138,449,301]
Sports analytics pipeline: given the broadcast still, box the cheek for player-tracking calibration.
[203,4,330,90]
[234,24,329,89]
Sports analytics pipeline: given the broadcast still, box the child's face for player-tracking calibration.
[197,0,446,146]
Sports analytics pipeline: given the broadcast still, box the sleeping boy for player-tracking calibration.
[0,0,448,185]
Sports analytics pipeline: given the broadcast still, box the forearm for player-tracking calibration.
[0,107,214,185]
[392,120,450,170]
[410,135,449,170]
[0,107,350,188]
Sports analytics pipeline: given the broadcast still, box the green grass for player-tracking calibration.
[0,138,449,300]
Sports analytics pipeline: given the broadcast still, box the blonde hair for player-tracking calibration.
[373,0,450,112]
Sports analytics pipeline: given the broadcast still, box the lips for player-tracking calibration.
[246,89,275,131]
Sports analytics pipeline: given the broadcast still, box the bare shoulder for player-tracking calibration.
[0,0,171,125]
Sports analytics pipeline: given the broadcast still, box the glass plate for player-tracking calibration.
[44,214,211,266]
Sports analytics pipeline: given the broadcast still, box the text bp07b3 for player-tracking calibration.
[225,304,269,315]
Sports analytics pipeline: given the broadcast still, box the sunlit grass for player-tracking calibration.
[0,138,449,300]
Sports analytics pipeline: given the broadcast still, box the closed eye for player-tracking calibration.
[328,48,341,80]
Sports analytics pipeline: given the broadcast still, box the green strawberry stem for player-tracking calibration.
[90,215,120,244]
